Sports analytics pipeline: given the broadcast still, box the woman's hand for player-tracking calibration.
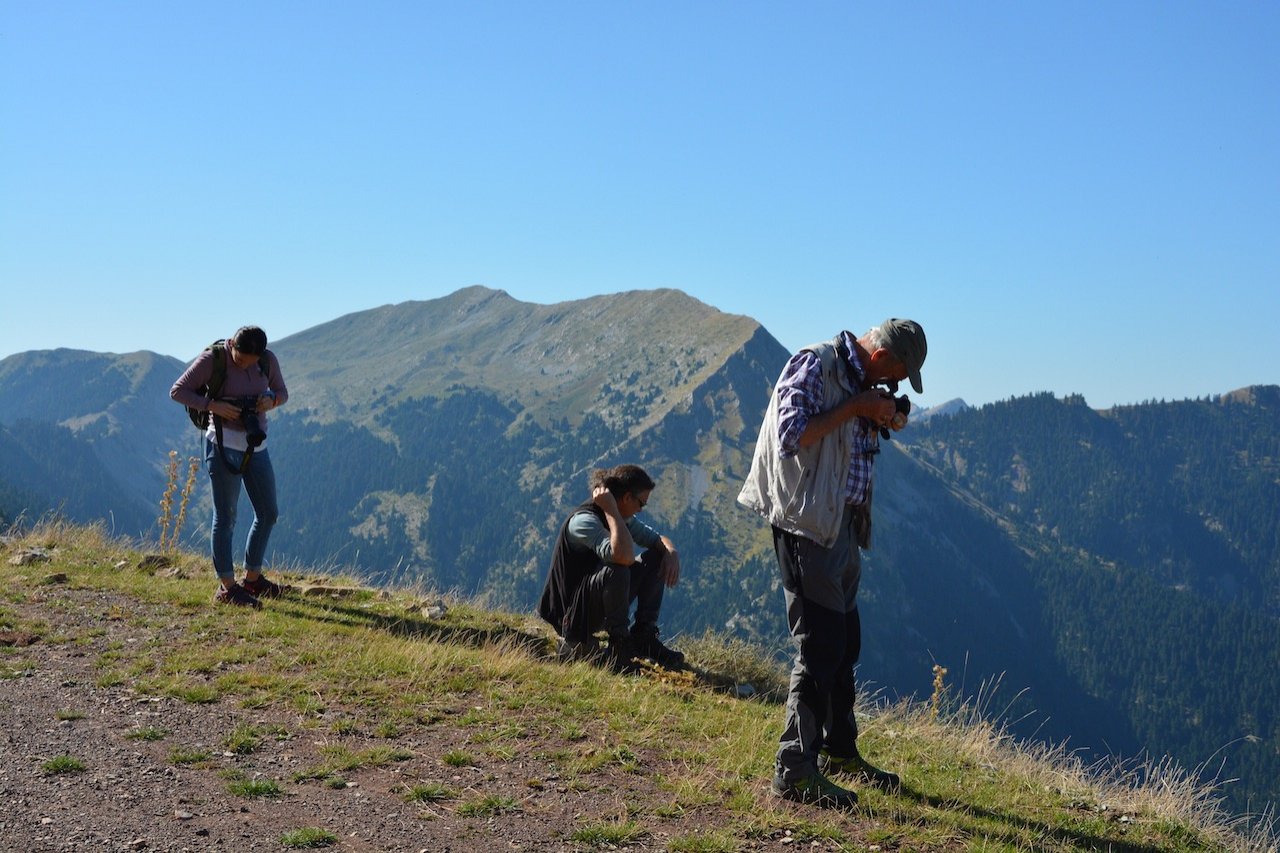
[207,400,242,421]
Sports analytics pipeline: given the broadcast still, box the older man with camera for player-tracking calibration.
[738,318,926,809]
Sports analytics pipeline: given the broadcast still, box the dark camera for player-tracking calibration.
[878,387,912,440]
[226,396,267,448]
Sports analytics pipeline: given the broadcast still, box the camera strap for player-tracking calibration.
[213,416,255,475]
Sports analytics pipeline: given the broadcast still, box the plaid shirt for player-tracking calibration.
[775,331,879,505]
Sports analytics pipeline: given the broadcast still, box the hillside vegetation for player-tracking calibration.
[2,288,1278,827]
[1,522,1271,852]
[897,390,1280,814]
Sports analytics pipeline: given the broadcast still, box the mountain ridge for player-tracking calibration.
[1,288,1278,816]
[274,286,766,432]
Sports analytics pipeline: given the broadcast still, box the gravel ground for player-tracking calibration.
[0,578,814,853]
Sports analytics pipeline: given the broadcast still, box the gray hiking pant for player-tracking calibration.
[773,503,863,783]
[565,548,667,641]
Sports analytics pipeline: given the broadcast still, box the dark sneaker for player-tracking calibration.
[818,748,901,792]
[556,635,601,663]
[771,769,858,809]
[243,574,283,599]
[214,583,262,609]
[632,630,685,669]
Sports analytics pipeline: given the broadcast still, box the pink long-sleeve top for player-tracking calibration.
[170,341,289,448]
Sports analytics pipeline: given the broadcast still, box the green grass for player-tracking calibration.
[223,723,263,754]
[168,748,213,766]
[456,794,520,817]
[228,778,284,798]
[329,717,360,735]
[372,720,401,738]
[124,726,166,742]
[2,521,1268,853]
[293,744,414,781]
[166,683,220,704]
[570,819,648,848]
[95,670,127,687]
[42,754,86,774]
[666,830,741,853]
[279,827,338,848]
[403,781,456,803]
[442,749,475,767]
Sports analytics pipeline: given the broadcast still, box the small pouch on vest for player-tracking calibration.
[852,502,872,550]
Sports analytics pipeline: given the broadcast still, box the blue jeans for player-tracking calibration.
[205,438,278,580]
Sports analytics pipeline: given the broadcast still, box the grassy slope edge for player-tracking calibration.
[0,521,1271,852]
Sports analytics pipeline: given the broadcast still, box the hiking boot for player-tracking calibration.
[243,573,283,599]
[631,629,685,669]
[556,635,601,663]
[818,748,901,792]
[214,583,262,609]
[771,769,858,809]
[599,636,640,675]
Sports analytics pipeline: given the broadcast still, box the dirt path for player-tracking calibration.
[0,581,805,853]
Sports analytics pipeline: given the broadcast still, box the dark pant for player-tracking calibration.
[564,548,666,640]
[773,505,862,783]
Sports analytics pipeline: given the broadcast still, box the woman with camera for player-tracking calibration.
[170,325,289,608]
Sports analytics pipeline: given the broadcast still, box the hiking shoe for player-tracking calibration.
[556,635,601,663]
[631,628,685,668]
[243,574,283,599]
[818,748,902,792]
[214,583,262,609]
[771,769,858,809]
[599,636,640,675]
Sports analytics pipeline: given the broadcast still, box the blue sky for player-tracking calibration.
[2,2,1276,410]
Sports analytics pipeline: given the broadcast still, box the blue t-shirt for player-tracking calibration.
[566,510,662,563]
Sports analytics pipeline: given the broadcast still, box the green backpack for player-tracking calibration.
[185,339,271,429]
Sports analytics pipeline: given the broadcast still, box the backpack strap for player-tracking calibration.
[206,340,229,399]
[186,340,229,429]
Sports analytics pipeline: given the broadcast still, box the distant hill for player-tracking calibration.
[261,287,790,637]
[895,388,1280,814]
[277,285,767,428]
[916,397,969,421]
[0,288,1276,815]
[0,349,187,534]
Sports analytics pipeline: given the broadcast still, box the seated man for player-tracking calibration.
[538,464,683,671]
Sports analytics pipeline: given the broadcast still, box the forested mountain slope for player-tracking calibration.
[1,290,1276,814]
[897,388,1280,814]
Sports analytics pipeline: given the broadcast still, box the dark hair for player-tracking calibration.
[589,464,655,499]
[232,326,268,356]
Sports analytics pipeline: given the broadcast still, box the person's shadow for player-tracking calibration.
[888,782,1171,853]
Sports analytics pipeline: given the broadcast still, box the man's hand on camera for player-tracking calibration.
[852,389,898,428]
